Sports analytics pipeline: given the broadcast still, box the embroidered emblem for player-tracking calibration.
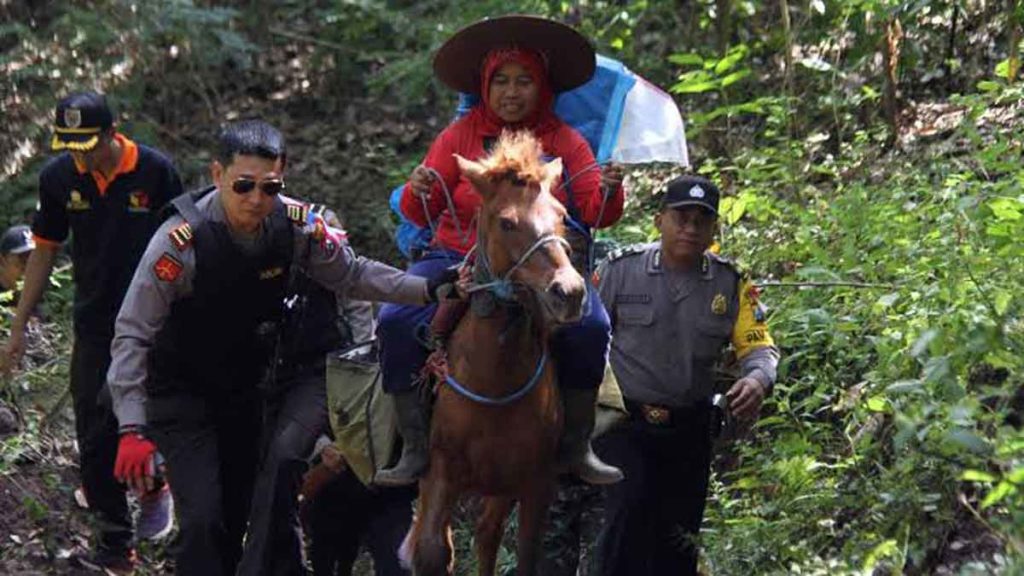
[754,305,767,322]
[66,190,91,211]
[168,223,193,251]
[689,185,705,198]
[747,283,761,302]
[311,218,327,242]
[711,293,727,315]
[153,253,183,282]
[286,203,308,225]
[746,283,768,321]
[128,189,150,213]
[64,108,82,129]
[259,267,284,280]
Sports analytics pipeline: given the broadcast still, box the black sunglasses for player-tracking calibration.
[232,177,285,196]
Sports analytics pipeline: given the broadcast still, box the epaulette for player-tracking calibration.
[606,243,648,263]
[707,251,745,278]
[285,201,310,226]
[168,222,193,251]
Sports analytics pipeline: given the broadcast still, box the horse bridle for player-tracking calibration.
[467,231,571,301]
[441,227,570,407]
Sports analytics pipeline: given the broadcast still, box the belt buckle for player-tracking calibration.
[641,404,671,425]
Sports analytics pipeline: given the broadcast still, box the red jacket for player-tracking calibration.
[399,108,625,255]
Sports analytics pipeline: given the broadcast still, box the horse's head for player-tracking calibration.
[455,131,585,325]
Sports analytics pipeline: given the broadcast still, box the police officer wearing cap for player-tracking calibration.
[592,175,779,576]
[2,91,183,570]
[0,225,35,292]
[106,119,455,575]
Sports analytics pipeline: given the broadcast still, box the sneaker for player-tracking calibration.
[74,547,137,575]
[74,485,90,509]
[136,484,174,541]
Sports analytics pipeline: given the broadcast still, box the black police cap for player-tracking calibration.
[0,225,35,256]
[51,91,114,152]
[661,175,720,215]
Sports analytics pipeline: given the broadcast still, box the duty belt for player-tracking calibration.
[624,399,707,426]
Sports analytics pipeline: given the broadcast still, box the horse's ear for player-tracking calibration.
[455,154,493,198]
[541,157,564,191]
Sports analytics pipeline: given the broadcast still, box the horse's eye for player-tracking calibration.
[499,218,517,232]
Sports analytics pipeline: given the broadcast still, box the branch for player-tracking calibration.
[755,281,897,289]
[268,27,358,53]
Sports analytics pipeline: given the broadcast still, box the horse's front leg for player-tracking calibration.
[475,496,515,576]
[515,479,556,576]
[414,461,458,576]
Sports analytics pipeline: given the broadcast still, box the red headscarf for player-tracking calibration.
[477,48,561,135]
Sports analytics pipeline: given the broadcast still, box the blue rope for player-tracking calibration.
[443,351,548,406]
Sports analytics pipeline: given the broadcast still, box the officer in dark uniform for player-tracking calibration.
[1,91,183,571]
[106,120,456,576]
[593,175,779,576]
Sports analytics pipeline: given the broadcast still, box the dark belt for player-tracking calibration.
[624,398,708,426]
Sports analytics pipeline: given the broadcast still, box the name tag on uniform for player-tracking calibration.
[615,293,651,304]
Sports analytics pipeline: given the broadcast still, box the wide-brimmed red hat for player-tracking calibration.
[433,15,596,95]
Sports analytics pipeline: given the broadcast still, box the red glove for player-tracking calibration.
[114,433,157,484]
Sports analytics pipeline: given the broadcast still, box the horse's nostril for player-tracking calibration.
[550,282,569,301]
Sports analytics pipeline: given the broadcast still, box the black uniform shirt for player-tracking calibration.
[32,134,183,340]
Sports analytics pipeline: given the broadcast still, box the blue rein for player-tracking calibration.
[443,350,548,406]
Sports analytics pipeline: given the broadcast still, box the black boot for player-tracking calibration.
[560,388,624,485]
[374,391,429,487]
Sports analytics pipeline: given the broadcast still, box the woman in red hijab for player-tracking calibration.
[376,16,624,487]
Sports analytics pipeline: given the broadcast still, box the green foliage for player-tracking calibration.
[2,0,1022,573]
[611,84,1022,573]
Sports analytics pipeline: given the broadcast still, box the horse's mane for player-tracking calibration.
[477,130,547,185]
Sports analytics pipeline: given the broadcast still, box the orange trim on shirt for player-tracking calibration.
[32,234,62,247]
[89,133,139,196]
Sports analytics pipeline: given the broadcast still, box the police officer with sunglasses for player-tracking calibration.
[106,120,457,575]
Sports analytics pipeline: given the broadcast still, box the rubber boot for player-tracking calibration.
[560,387,624,485]
[374,391,429,487]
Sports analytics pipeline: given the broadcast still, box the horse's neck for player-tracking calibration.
[452,304,547,386]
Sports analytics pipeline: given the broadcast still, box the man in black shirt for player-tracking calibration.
[1,91,184,572]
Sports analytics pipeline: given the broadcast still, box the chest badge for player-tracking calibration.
[711,293,727,315]
[128,189,150,213]
[66,190,91,211]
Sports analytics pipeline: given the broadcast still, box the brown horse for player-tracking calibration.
[403,131,587,576]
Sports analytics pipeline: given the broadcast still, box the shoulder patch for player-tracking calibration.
[168,222,193,251]
[607,244,648,263]
[153,253,184,282]
[286,202,309,225]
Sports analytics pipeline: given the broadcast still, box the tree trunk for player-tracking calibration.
[780,0,794,134]
[882,16,904,148]
[944,3,959,90]
[716,0,732,56]
[1009,0,1021,83]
